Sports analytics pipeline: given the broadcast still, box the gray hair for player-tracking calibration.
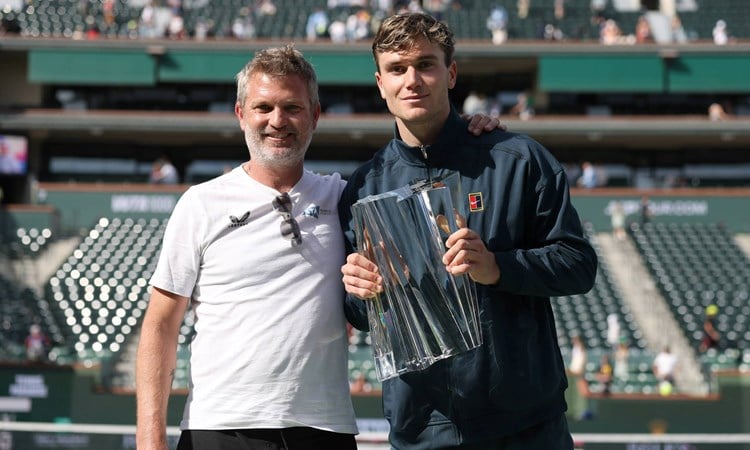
[235,45,319,108]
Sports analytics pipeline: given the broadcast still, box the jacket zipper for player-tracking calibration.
[419,145,433,183]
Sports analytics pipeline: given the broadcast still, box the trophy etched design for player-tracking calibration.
[351,174,482,381]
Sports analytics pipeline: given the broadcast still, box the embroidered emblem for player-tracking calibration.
[303,205,320,218]
[468,192,484,212]
[229,211,251,228]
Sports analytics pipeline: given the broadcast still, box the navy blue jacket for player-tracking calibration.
[338,109,598,449]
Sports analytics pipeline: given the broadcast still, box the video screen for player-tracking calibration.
[0,135,28,175]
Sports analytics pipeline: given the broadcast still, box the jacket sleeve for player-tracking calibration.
[492,149,598,298]
[338,173,371,331]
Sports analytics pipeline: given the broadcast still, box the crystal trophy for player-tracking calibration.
[351,174,482,381]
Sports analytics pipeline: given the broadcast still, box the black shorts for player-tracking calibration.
[177,427,357,450]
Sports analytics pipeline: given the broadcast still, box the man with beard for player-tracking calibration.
[136,45,501,450]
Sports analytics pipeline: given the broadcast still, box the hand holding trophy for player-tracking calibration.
[346,174,482,381]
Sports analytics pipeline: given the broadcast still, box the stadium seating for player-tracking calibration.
[0,273,65,362]
[348,328,380,392]
[582,346,660,395]
[554,223,646,351]
[2,212,747,397]
[553,222,662,394]
[0,226,54,260]
[44,217,166,366]
[629,222,750,373]
[1,0,747,41]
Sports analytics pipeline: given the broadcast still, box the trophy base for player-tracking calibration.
[374,351,397,381]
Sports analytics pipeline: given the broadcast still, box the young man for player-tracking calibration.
[339,13,598,449]
[136,44,502,450]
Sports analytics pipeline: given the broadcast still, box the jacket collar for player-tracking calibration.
[391,106,464,165]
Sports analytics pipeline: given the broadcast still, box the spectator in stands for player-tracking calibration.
[670,14,688,43]
[700,304,721,352]
[712,19,729,45]
[578,161,598,188]
[229,6,255,40]
[328,15,347,43]
[345,8,372,41]
[542,23,564,41]
[305,7,330,41]
[373,0,395,16]
[194,17,209,41]
[517,0,530,19]
[610,200,627,240]
[486,4,509,45]
[231,15,256,40]
[406,0,425,13]
[462,90,488,116]
[103,0,115,29]
[634,15,653,44]
[149,157,179,184]
[709,102,729,121]
[652,345,677,386]
[600,19,624,45]
[424,0,450,20]
[138,1,158,39]
[85,23,101,40]
[509,91,534,120]
[639,195,652,224]
[167,9,186,40]
[569,334,588,377]
[568,334,592,421]
[25,324,50,362]
[606,313,621,354]
[339,12,597,449]
[136,44,502,450]
[595,353,614,395]
[613,337,630,383]
[255,0,277,16]
[555,0,565,19]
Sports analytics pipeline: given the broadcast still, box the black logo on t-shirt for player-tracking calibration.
[229,211,251,227]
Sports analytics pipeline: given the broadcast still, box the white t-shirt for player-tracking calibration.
[150,166,357,434]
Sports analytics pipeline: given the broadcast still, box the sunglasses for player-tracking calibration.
[272,192,302,247]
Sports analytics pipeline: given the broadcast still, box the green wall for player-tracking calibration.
[29,49,157,86]
[571,193,750,233]
[29,49,376,86]
[27,47,750,92]
[539,55,664,93]
[538,53,750,93]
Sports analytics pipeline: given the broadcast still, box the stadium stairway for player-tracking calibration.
[10,236,81,293]
[736,234,750,259]
[596,232,708,395]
